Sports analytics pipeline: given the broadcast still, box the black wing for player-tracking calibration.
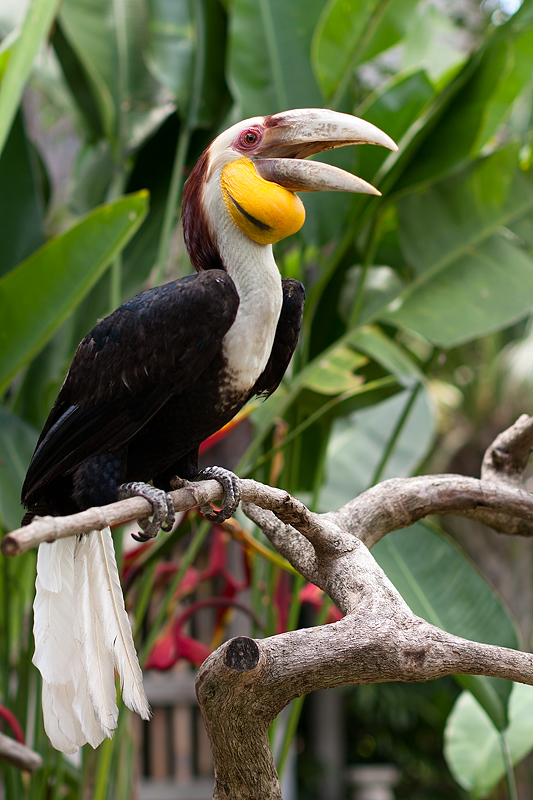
[250,279,305,398]
[22,270,239,504]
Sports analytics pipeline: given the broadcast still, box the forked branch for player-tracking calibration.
[3,415,533,799]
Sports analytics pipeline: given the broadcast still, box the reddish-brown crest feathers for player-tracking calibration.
[182,149,224,273]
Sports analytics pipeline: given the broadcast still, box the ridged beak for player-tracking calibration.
[252,108,397,197]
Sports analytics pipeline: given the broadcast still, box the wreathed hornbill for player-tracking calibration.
[22,109,397,753]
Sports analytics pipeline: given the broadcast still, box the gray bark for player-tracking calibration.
[5,415,533,797]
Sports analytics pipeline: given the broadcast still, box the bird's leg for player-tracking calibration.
[191,467,242,523]
[117,482,175,542]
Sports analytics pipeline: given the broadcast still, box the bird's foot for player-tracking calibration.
[193,467,242,523]
[118,482,175,542]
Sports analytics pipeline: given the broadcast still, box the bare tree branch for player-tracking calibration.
[329,475,533,548]
[5,415,533,798]
[197,615,533,800]
[481,413,533,486]
[0,732,43,772]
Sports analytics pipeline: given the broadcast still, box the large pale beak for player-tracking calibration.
[253,108,397,197]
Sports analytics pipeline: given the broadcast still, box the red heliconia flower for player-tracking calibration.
[299,582,343,622]
[0,705,25,744]
[274,571,291,633]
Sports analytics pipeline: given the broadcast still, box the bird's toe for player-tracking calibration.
[118,482,175,541]
[194,467,242,523]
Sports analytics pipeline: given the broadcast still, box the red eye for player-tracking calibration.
[234,126,264,151]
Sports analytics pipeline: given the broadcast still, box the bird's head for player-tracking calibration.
[182,108,397,271]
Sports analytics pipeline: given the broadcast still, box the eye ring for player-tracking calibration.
[235,126,264,151]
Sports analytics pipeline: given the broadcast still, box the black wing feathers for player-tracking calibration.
[22,271,239,504]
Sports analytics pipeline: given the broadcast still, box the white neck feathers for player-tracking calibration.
[203,173,283,392]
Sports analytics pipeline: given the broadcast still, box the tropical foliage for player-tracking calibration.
[1,0,533,796]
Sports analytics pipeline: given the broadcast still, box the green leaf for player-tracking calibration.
[0,191,148,392]
[379,148,533,345]
[0,28,18,84]
[52,21,105,140]
[0,0,62,158]
[145,0,193,112]
[476,27,533,151]
[374,523,519,648]
[228,0,323,118]
[187,0,232,129]
[0,410,38,531]
[401,4,468,85]
[396,147,531,278]
[318,387,434,510]
[357,0,420,66]
[0,111,45,277]
[394,28,526,192]
[355,68,435,184]
[455,675,509,733]
[445,683,533,797]
[311,0,381,101]
[303,347,367,395]
[60,0,174,152]
[382,233,533,347]
[349,325,424,387]
[373,521,519,726]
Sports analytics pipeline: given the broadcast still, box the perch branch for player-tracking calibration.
[0,732,43,772]
[4,415,533,799]
[6,416,533,557]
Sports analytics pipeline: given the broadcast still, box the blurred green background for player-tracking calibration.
[1,0,533,796]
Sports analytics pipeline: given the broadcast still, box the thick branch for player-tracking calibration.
[6,414,533,800]
[329,475,533,548]
[0,732,43,772]
[196,416,533,799]
[197,620,533,800]
[3,479,356,557]
[481,413,533,486]
[7,471,533,559]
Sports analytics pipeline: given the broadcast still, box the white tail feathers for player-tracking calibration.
[33,528,150,753]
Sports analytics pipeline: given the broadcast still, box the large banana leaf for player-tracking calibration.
[0,112,45,277]
[228,0,323,118]
[379,147,533,346]
[0,0,62,158]
[60,0,174,153]
[445,683,533,797]
[374,522,519,727]
[0,192,148,392]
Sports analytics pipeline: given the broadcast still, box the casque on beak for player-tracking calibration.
[251,108,398,197]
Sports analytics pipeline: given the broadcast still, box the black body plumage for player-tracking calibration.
[21,270,305,522]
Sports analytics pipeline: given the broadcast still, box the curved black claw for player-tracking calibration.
[194,467,242,524]
[118,481,175,542]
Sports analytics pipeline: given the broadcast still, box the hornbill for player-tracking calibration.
[22,109,397,753]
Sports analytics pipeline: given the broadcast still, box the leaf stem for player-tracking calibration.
[259,0,287,110]
[370,382,420,486]
[92,737,113,800]
[348,211,382,328]
[138,520,211,663]
[154,125,191,286]
[501,730,518,800]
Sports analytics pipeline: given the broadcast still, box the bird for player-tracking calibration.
[22,108,397,753]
